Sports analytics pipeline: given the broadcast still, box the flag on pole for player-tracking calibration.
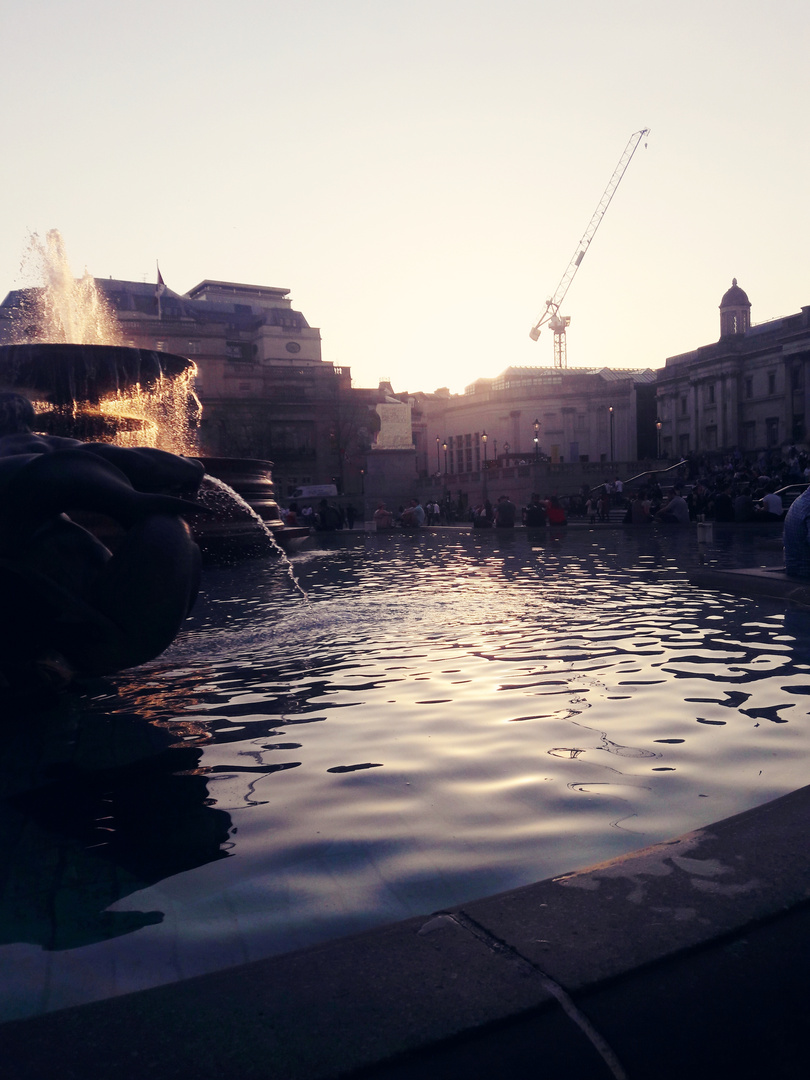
[156,263,166,319]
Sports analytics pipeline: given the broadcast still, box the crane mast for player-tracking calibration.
[530,127,649,367]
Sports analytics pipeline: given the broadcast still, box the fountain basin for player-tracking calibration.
[0,343,310,558]
[0,342,193,405]
[193,457,313,559]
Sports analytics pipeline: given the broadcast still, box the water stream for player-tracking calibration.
[202,472,308,598]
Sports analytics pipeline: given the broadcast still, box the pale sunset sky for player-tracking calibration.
[1,0,807,393]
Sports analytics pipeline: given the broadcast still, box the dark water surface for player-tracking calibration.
[2,525,808,1019]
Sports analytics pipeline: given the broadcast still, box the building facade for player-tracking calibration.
[657,281,810,460]
[0,278,390,501]
[410,365,658,478]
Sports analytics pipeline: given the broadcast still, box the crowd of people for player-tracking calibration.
[280,446,810,581]
[368,494,569,530]
[283,447,810,535]
[557,447,808,525]
[279,498,359,531]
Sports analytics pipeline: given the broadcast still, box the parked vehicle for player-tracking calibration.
[291,484,338,500]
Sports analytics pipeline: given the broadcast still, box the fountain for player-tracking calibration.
[0,231,308,560]
[0,234,307,699]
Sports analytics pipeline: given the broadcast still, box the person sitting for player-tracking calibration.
[494,495,516,528]
[733,487,755,522]
[524,494,548,527]
[784,486,810,576]
[754,485,784,522]
[472,500,493,528]
[316,499,343,530]
[630,491,652,525]
[710,486,734,522]
[545,495,567,525]
[400,499,425,528]
[373,502,394,530]
[655,486,690,524]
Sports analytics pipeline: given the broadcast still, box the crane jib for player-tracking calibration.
[529,127,650,366]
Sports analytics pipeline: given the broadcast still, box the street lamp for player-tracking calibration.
[609,406,615,463]
[443,440,448,473]
[656,419,662,460]
[481,430,488,465]
[533,418,540,461]
[503,442,510,464]
[436,435,440,473]
[493,437,498,464]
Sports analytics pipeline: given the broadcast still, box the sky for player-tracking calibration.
[1,0,808,395]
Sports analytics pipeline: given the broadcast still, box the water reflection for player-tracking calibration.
[2,526,810,1018]
[0,707,231,951]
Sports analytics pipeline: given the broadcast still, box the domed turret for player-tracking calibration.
[719,278,751,337]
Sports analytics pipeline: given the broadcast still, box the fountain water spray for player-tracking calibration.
[16,229,123,346]
[5,230,198,455]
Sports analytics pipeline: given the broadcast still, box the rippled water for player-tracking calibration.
[2,525,808,1019]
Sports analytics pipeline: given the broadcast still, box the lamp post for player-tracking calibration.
[656,419,662,460]
[481,431,488,501]
[504,442,510,462]
[533,418,540,461]
[436,436,440,473]
[443,440,447,473]
[609,406,615,463]
[493,437,498,465]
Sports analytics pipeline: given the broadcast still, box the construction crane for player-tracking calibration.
[530,127,649,368]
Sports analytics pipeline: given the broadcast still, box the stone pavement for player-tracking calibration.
[3,785,810,1079]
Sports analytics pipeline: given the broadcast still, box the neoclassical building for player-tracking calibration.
[409,365,659,479]
[657,281,810,459]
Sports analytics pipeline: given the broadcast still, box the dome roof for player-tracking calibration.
[720,278,750,308]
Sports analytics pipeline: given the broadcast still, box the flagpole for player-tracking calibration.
[156,261,164,321]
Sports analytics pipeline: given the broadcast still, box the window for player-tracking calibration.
[680,397,687,415]
[704,425,718,449]
[741,421,756,450]
[791,366,804,392]
[766,417,779,447]
[708,383,715,405]
[745,377,753,399]
[768,371,776,395]
[678,433,690,456]
[226,341,252,362]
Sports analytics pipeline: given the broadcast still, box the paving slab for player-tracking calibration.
[3,785,810,1080]
[460,783,810,989]
[0,907,557,1080]
[689,565,810,606]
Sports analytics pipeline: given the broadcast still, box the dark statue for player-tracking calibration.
[0,392,209,702]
